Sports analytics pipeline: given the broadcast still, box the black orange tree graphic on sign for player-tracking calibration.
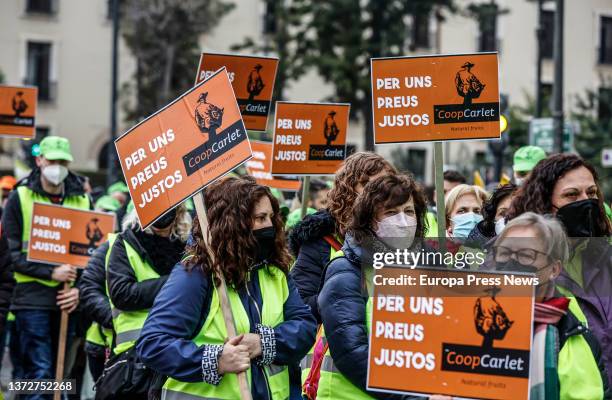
[12,91,28,117]
[323,111,340,146]
[455,61,486,105]
[86,218,104,247]
[473,286,514,348]
[247,64,265,101]
[195,92,224,142]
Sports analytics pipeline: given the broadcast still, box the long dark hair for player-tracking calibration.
[506,153,611,236]
[327,152,397,235]
[350,174,427,244]
[185,176,291,287]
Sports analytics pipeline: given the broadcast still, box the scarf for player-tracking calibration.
[133,229,186,276]
[530,297,570,400]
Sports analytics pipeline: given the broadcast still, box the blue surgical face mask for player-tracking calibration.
[450,212,483,239]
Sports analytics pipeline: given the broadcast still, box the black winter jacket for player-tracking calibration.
[107,229,185,312]
[289,210,338,323]
[78,241,112,329]
[466,220,496,249]
[2,168,90,310]
[0,224,15,333]
[318,236,417,400]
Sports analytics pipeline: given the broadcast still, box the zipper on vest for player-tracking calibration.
[246,266,273,400]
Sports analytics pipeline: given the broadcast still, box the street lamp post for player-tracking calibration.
[552,0,564,153]
[107,0,120,187]
[535,0,544,118]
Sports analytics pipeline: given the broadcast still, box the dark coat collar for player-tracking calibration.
[289,209,336,255]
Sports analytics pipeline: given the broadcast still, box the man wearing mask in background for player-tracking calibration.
[512,146,546,186]
[1,136,90,396]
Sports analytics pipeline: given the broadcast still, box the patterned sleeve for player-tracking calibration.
[201,344,224,385]
[255,323,276,366]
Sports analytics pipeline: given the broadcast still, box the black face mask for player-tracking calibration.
[555,199,601,237]
[496,259,538,274]
[253,226,276,262]
[153,209,176,229]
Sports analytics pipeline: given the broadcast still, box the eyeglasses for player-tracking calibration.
[492,245,549,266]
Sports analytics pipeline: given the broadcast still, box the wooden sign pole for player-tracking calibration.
[54,282,70,400]
[193,192,252,400]
[300,176,311,219]
[433,142,447,253]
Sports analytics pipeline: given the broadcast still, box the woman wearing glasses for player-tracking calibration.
[492,212,609,399]
[505,153,612,384]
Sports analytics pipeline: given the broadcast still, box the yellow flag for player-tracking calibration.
[473,171,485,188]
[499,173,511,186]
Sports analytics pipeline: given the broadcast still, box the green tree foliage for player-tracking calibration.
[263,0,455,150]
[231,0,307,103]
[121,0,234,121]
[304,0,456,150]
[499,87,611,199]
[572,82,612,199]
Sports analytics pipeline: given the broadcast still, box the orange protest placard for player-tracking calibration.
[115,68,252,229]
[196,53,279,132]
[0,85,37,138]
[371,53,500,144]
[271,102,350,175]
[368,267,533,399]
[246,141,301,191]
[27,203,115,268]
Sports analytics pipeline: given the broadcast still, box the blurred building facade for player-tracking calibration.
[0,0,611,184]
[0,0,135,176]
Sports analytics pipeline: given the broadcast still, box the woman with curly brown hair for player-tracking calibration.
[506,153,612,384]
[289,152,397,324]
[314,174,429,400]
[136,176,317,400]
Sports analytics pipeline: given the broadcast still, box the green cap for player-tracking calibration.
[513,146,546,172]
[95,195,121,212]
[39,136,73,162]
[285,207,316,230]
[107,181,129,195]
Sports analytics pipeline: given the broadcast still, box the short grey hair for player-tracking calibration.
[496,212,569,264]
[121,203,192,242]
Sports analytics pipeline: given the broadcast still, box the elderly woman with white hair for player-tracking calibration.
[492,212,609,399]
[102,204,192,399]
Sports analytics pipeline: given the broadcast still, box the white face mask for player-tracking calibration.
[42,164,68,186]
[494,217,506,235]
[515,177,525,186]
[375,212,417,249]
